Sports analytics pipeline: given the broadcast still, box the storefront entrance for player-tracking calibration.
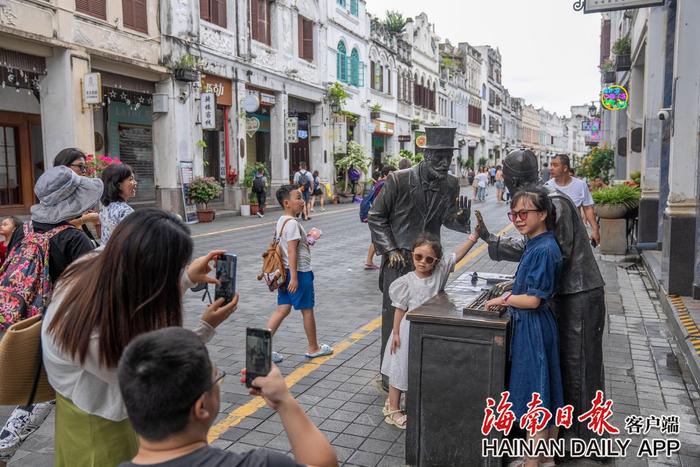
[289,113,310,175]
[0,112,42,215]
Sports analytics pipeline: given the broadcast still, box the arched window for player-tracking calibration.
[337,41,347,83]
[350,48,360,86]
[350,0,358,16]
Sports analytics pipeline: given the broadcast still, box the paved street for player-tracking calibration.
[5,185,700,466]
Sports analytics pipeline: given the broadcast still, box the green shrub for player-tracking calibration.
[592,184,640,209]
[578,146,615,183]
[189,176,222,209]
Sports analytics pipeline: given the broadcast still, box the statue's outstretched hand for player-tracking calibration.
[475,209,491,242]
[388,250,406,269]
[455,196,471,233]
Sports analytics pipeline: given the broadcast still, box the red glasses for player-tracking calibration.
[413,253,437,265]
[507,210,541,222]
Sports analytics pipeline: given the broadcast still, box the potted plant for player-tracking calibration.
[592,184,641,219]
[172,53,203,82]
[189,176,223,222]
[249,191,259,216]
[334,141,370,195]
[411,118,421,131]
[326,82,350,114]
[612,36,631,71]
[600,59,616,84]
[370,103,382,119]
[242,162,269,216]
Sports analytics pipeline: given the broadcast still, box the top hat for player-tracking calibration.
[423,127,460,150]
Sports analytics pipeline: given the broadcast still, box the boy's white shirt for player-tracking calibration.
[276,215,312,272]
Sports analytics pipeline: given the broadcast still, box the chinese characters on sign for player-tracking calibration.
[286,117,299,143]
[601,85,629,111]
[205,82,224,97]
[200,92,216,130]
[83,72,102,105]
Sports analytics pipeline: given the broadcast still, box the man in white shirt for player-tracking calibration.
[546,154,601,246]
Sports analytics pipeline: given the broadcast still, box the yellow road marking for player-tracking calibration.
[192,206,358,239]
[207,221,515,441]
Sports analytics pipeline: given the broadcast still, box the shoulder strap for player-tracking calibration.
[275,218,295,242]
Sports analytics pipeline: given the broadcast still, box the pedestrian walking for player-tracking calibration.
[0,166,101,467]
[310,170,325,212]
[252,168,268,218]
[381,231,480,430]
[475,167,489,201]
[484,186,564,467]
[495,165,505,202]
[266,185,333,363]
[117,328,337,467]
[489,165,497,185]
[99,164,137,245]
[467,168,475,186]
[539,162,551,183]
[42,208,238,467]
[546,154,600,246]
[293,162,313,220]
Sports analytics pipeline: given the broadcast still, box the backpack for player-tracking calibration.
[257,218,295,291]
[299,171,312,193]
[252,175,265,193]
[0,222,72,331]
[359,190,376,223]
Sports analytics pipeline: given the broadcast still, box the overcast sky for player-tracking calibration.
[366,0,601,116]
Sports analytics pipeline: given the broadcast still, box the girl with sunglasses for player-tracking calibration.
[484,186,564,467]
[381,231,480,429]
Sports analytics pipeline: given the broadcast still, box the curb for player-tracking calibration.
[640,251,700,391]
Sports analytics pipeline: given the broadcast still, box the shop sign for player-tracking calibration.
[260,93,276,105]
[201,92,216,129]
[333,121,347,153]
[584,0,664,14]
[179,161,199,224]
[398,134,411,143]
[201,75,232,106]
[286,117,299,143]
[600,85,628,111]
[415,132,427,149]
[373,120,395,136]
[83,72,102,105]
[243,94,260,113]
[246,116,260,137]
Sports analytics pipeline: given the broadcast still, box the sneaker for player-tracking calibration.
[310,208,315,212]
[305,343,334,359]
[321,208,326,211]
[256,212,263,218]
[272,352,284,363]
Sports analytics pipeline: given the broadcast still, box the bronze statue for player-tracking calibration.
[477,149,606,441]
[368,127,471,386]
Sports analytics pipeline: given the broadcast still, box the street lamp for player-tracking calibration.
[330,101,341,114]
[589,101,597,117]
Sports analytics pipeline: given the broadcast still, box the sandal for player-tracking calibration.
[364,263,380,270]
[382,398,392,417]
[305,343,334,359]
[384,410,407,429]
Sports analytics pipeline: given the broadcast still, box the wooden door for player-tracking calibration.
[0,111,41,215]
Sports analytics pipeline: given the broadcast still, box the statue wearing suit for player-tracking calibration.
[368,127,471,386]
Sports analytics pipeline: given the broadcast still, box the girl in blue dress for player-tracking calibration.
[485,186,564,467]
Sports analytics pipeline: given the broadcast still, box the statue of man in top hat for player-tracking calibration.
[368,127,471,386]
[476,149,606,442]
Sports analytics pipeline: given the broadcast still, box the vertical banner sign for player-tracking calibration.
[83,72,102,105]
[201,92,216,130]
[286,117,299,143]
[179,161,199,224]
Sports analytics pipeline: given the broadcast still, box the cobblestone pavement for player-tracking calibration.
[4,185,700,466]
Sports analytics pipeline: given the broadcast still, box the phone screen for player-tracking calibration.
[246,328,271,387]
[215,254,236,304]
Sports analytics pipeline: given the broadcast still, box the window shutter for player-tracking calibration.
[370,61,375,89]
[123,0,134,28]
[258,0,269,45]
[387,69,391,95]
[250,0,258,41]
[124,0,148,33]
[77,0,106,20]
[216,0,227,27]
[200,0,210,22]
[302,18,313,61]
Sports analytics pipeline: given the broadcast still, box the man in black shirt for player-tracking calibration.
[118,328,338,467]
[0,166,102,466]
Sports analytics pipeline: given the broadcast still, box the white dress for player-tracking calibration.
[380,254,456,391]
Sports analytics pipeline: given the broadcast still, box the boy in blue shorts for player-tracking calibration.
[266,185,334,363]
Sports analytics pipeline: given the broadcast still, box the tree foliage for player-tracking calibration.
[384,10,406,35]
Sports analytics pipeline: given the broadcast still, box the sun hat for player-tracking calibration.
[30,166,103,224]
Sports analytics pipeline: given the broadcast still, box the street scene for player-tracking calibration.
[2,0,700,466]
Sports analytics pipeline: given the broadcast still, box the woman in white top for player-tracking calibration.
[380,231,480,430]
[99,163,137,245]
[42,208,239,467]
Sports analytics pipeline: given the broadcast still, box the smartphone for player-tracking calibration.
[246,328,272,388]
[214,254,237,304]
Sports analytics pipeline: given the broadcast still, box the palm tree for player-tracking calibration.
[384,11,406,35]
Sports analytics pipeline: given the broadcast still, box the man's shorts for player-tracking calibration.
[278,270,315,310]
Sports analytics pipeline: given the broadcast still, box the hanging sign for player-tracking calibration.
[178,161,199,224]
[584,0,664,14]
[415,132,427,149]
[260,93,276,105]
[246,116,260,137]
[373,120,395,136]
[398,134,411,143]
[600,85,629,111]
[83,72,102,105]
[243,94,260,113]
[201,92,216,129]
[286,116,299,143]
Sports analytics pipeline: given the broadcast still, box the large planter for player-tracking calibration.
[595,204,628,219]
[197,210,215,223]
[602,71,616,84]
[174,68,199,82]
[370,111,381,119]
[250,204,259,216]
[240,204,251,217]
[615,54,631,72]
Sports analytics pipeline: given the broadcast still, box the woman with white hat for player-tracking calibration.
[0,165,102,467]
